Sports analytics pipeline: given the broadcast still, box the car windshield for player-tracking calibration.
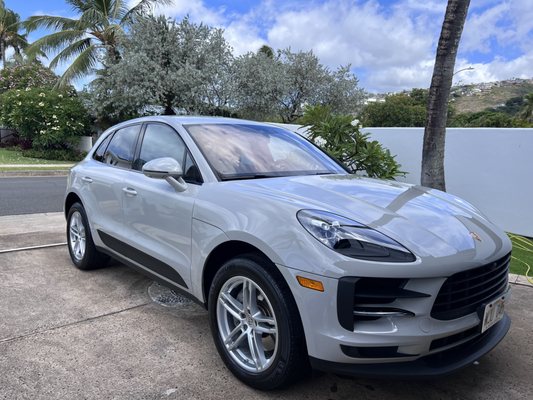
[185,123,346,180]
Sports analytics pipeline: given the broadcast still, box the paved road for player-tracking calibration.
[0,176,67,216]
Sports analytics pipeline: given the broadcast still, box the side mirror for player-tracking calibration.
[142,157,187,192]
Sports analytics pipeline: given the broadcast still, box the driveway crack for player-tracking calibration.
[0,302,151,345]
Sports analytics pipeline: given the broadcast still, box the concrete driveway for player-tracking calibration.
[0,213,532,400]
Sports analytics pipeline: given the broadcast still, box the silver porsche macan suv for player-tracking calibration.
[65,116,511,389]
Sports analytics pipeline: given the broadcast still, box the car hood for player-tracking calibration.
[225,174,509,260]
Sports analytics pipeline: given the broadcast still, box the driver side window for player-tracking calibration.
[134,123,203,184]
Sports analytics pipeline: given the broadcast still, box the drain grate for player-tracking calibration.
[148,282,193,307]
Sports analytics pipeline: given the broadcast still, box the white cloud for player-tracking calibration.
[126,0,533,92]
[454,52,533,85]
[129,0,224,26]
[461,2,513,53]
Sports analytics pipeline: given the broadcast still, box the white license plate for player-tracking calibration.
[481,295,506,333]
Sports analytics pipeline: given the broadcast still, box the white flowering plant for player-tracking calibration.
[299,105,405,179]
[0,88,90,150]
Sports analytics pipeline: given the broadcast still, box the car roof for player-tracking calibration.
[116,115,273,127]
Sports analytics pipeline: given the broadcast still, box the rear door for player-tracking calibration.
[121,122,203,290]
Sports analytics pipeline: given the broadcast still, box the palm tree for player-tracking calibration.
[24,0,172,86]
[421,0,470,191]
[519,93,533,123]
[0,1,28,69]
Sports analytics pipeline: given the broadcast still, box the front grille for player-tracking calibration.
[431,253,511,321]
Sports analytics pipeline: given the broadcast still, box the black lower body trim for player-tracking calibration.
[97,229,188,289]
[310,314,510,378]
[96,245,205,308]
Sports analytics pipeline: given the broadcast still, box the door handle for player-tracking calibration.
[81,176,93,183]
[122,187,137,196]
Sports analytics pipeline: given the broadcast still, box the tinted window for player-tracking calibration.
[134,123,202,183]
[93,133,113,162]
[183,151,202,183]
[104,125,139,169]
[134,124,186,170]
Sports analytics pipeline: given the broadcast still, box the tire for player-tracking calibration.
[208,254,308,390]
[66,202,109,270]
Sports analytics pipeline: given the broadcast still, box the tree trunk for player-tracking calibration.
[421,0,470,191]
[0,39,5,69]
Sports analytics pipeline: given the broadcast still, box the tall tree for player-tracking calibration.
[88,15,234,126]
[421,0,470,191]
[0,1,27,68]
[24,0,172,86]
[234,48,364,122]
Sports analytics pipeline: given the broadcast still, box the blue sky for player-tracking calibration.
[5,0,533,92]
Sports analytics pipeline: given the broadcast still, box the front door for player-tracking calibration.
[122,123,202,290]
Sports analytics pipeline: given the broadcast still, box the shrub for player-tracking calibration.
[22,148,86,161]
[0,63,60,94]
[299,105,405,179]
[0,88,90,151]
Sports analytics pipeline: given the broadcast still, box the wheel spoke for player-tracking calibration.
[254,313,276,334]
[243,279,258,313]
[219,292,244,320]
[247,331,266,370]
[224,324,247,350]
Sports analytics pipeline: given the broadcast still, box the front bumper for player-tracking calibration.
[309,314,510,378]
[277,262,511,371]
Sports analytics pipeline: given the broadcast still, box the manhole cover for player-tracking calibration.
[148,282,193,307]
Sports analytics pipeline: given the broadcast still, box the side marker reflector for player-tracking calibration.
[297,276,324,292]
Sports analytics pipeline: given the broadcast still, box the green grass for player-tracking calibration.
[0,147,73,165]
[509,234,533,277]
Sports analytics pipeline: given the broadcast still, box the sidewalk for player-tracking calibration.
[0,163,73,168]
[0,163,73,177]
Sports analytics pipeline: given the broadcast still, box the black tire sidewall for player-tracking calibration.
[208,256,301,389]
[66,202,97,270]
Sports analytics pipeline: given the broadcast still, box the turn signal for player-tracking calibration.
[296,276,324,292]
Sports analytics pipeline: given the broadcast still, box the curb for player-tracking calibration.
[0,170,69,177]
[509,273,533,288]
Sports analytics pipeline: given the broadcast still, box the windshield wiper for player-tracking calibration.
[220,174,280,181]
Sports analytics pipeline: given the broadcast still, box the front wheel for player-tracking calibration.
[208,255,308,389]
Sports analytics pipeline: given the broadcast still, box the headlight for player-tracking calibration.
[297,210,415,262]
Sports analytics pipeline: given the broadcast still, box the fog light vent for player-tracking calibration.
[337,277,429,330]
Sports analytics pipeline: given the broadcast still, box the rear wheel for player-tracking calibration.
[67,202,109,270]
[208,254,308,389]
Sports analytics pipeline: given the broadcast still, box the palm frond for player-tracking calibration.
[25,30,85,57]
[65,0,90,12]
[49,37,92,69]
[79,7,108,30]
[111,0,130,20]
[57,44,98,87]
[121,0,174,23]
[24,15,80,32]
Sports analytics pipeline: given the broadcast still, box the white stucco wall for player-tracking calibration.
[275,123,533,237]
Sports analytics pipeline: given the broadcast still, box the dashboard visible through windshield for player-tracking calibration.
[185,123,345,180]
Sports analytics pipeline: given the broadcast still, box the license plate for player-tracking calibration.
[481,295,506,333]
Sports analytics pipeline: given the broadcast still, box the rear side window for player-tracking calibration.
[103,125,140,169]
[93,133,113,162]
